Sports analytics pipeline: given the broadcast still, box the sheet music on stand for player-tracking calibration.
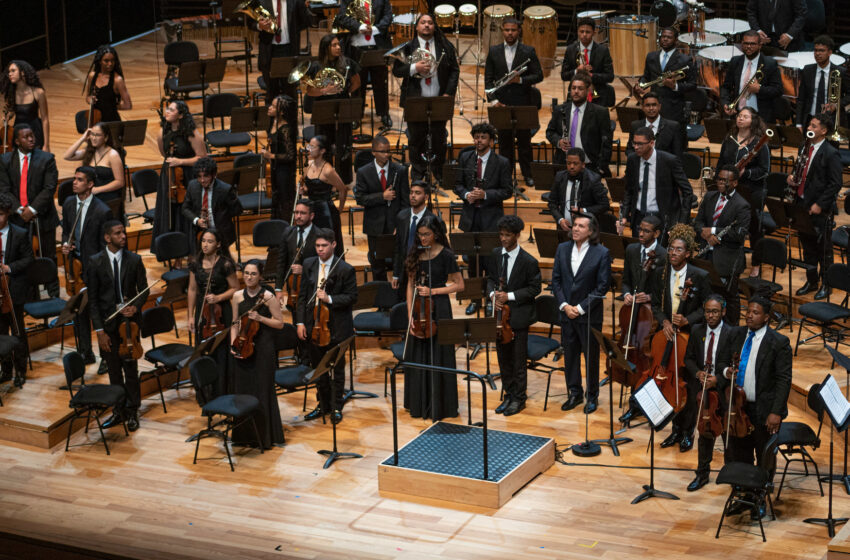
[633,378,674,430]
[821,375,850,430]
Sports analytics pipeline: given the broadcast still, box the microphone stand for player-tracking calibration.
[572,293,607,457]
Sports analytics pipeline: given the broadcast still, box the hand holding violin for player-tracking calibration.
[493,290,508,309]
[120,305,138,317]
[416,285,432,297]
[316,288,330,303]
[697,370,716,387]
[204,293,219,304]
[247,310,262,322]
[766,413,781,435]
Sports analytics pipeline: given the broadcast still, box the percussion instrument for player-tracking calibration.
[522,6,558,78]
[577,10,608,43]
[696,44,741,94]
[840,42,850,58]
[778,51,846,99]
[678,31,726,55]
[608,15,658,77]
[390,13,415,46]
[650,0,686,28]
[703,18,750,42]
[434,4,456,28]
[458,4,477,27]
[482,5,514,56]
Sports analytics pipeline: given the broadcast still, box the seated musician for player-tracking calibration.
[0,192,33,388]
[719,30,783,124]
[391,181,443,293]
[181,157,242,251]
[89,221,147,432]
[560,17,615,107]
[547,147,610,233]
[487,215,541,416]
[275,199,319,309]
[625,93,682,158]
[746,0,807,52]
[61,166,111,367]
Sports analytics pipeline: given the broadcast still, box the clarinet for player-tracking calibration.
[695,219,740,258]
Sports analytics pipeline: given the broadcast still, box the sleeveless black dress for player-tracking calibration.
[304,171,344,254]
[269,122,296,221]
[190,257,236,394]
[14,101,43,149]
[92,72,121,123]
[153,127,194,256]
[94,164,122,217]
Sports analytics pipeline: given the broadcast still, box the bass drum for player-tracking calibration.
[649,0,686,28]
[608,15,658,77]
[778,51,846,98]
[523,6,558,77]
[696,44,741,95]
[577,10,608,43]
[482,5,515,58]
[678,31,726,55]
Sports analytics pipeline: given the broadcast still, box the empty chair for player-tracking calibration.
[775,383,825,499]
[63,351,127,455]
[139,306,195,413]
[528,294,566,411]
[204,93,251,154]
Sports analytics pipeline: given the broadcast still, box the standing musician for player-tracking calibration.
[552,212,612,414]
[625,93,683,158]
[391,181,443,292]
[83,45,132,123]
[787,114,842,300]
[559,17,615,107]
[62,124,126,217]
[301,135,348,253]
[276,199,318,308]
[720,30,783,123]
[546,74,612,173]
[336,0,394,129]
[354,136,409,281]
[484,16,543,185]
[391,13,459,184]
[295,229,357,423]
[61,167,111,366]
[0,192,33,388]
[0,60,49,151]
[547,147,610,233]
[453,123,512,315]
[796,36,850,130]
[181,157,242,251]
[487,215,541,416]
[255,0,315,103]
[262,94,297,221]
[746,0,807,52]
[89,221,147,432]
[693,165,751,326]
[621,215,666,304]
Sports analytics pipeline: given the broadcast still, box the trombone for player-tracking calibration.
[638,65,690,90]
[827,68,849,143]
[725,64,763,113]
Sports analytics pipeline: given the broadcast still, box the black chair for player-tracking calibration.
[57,179,75,207]
[715,433,781,542]
[23,258,68,357]
[794,263,850,358]
[275,338,339,417]
[705,118,732,145]
[272,322,299,370]
[129,169,160,249]
[253,219,289,285]
[153,231,191,337]
[528,294,566,411]
[681,152,702,181]
[204,93,251,155]
[742,238,788,320]
[832,225,849,265]
[776,383,825,499]
[0,335,18,404]
[139,306,196,413]
[163,41,206,102]
[63,351,127,455]
[189,356,263,471]
[233,152,262,169]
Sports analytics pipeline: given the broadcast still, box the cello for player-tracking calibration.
[614,250,657,388]
[199,256,225,339]
[724,352,753,446]
[306,249,348,347]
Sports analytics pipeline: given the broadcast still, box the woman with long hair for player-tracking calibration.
[402,215,463,421]
[262,94,297,221]
[82,45,132,123]
[301,134,348,254]
[1,60,49,150]
[62,123,125,215]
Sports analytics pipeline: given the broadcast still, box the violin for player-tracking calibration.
[199,256,225,339]
[168,146,186,204]
[0,263,14,316]
[1,109,13,154]
[86,79,102,128]
[696,356,724,439]
[281,243,304,310]
[64,208,86,296]
[409,267,437,339]
[494,272,513,345]
[724,352,754,444]
[614,249,657,388]
[307,249,348,347]
[231,292,271,359]
[104,280,161,360]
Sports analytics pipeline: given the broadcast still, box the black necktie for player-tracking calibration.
[641,247,647,264]
[113,257,122,303]
[75,201,83,254]
[407,215,418,251]
[817,69,826,112]
[297,227,304,249]
[640,161,650,213]
[502,252,510,281]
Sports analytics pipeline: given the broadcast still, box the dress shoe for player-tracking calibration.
[660,431,682,448]
[304,406,324,421]
[815,285,831,300]
[796,281,816,296]
[679,434,694,452]
[101,413,124,429]
[619,406,642,424]
[331,411,343,424]
[750,502,767,520]
[524,177,535,187]
[97,360,109,374]
[687,475,710,492]
[561,393,584,411]
[495,397,512,414]
[583,399,598,414]
[13,373,25,388]
[126,413,139,432]
[465,301,480,316]
[82,352,97,365]
[0,369,12,383]
[725,501,750,516]
[503,400,525,416]
[381,114,393,128]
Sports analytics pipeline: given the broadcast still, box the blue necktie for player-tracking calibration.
[737,330,756,387]
[661,51,669,71]
[407,215,418,251]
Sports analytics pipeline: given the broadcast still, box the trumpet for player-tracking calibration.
[575,52,598,98]
[827,68,849,143]
[638,65,689,89]
[786,130,815,202]
[725,63,763,113]
[485,61,529,97]
[234,0,277,34]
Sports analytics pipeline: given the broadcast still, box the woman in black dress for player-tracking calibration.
[230,259,285,448]
[262,94,297,221]
[403,215,464,421]
[62,123,125,216]
[301,135,348,254]
[188,229,240,393]
[83,45,132,123]
[1,60,49,151]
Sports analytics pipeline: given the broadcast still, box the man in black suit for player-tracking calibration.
[693,165,752,325]
[548,147,610,232]
[0,124,59,297]
[625,93,683,157]
[546,74,612,173]
[487,215,541,416]
[796,36,850,130]
[275,199,319,307]
[619,127,693,239]
[0,192,33,388]
[552,213,612,413]
[746,0,807,52]
[295,228,358,423]
[181,157,242,250]
[720,30,783,123]
[354,136,410,281]
[391,14,459,183]
[560,16,615,107]
[621,214,666,302]
[391,181,442,292]
[256,0,315,104]
[61,167,111,365]
[787,114,843,300]
[484,17,543,185]
[89,221,148,432]
[337,0,394,128]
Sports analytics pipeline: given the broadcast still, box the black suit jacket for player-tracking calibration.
[0,148,59,230]
[61,195,111,274]
[640,49,696,123]
[796,64,850,127]
[256,0,315,72]
[651,263,711,330]
[484,43,543,106]
[353,161,410,235]
[391,36,459,108]
[684,322,736,390]
[87,249,147,333]
[622,150,693,229]
[545,102,612,170]
[295,255,357,343]
[275,224,319,290]
[336,0,393,50]
[181,178,242,247]
[552,241,612,325]
[621,242,667,297]
[560,41,615,107]
[547,168,610,225]
[486,247,541,329]
[719,54,783,123]
[746,0,807,51]
[798,140,842,212]
[453,150,512,232]
[3,223,34,303]
[626,117,683,157]
[392,208,443,279]
[693,190,751,277]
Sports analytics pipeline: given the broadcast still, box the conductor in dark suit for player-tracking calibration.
[487,216,541,416]
[275,199,318,305]
[795,36,850,130]
[720,31,783,123]
[484,17,543,185]
[548,147,610,232]
[746,0,807,52]
[255,0,315,103]
[295,228,358,423]
[560,16,616,107]
[353,136,410,281]
[552,213,612,413]
[391,181,443,292]
[181,157,242,249]
[0,192,33,388]
[546,73,612,173]
[625,93,683,157]
[89,221,148,432]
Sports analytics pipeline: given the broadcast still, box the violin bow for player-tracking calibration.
[306,248,349,307]
[106,279,163,323]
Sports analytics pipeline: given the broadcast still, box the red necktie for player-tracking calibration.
[797,145,814,197]
[380,168,387,191]
[275,0,282,42]
[19,154,28,207]
[712,195,726,225]
[202,188,210,221]
[364,1,372,41]
[425,41,432,86]
[584,48,593,102]
[705,331,715,368]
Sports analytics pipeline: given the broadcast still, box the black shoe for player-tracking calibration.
[0,370,11,383]
[524,177,535,187]
[465,301,480,316]
[619,407,640,424]
[796,281,816,296]
[495,397,512,414]
[583,399,598,414]
[126,413,139,432]
[484,300,493,317]
[725,501,750,516]
[304,406,324,421]
[13,374,24,388]
[561,393,583,411]
[687,475,709,492]
[97,360,109,375]
[101,414,124,429]
[331,411,343,424]
[503,400,525,416]
[82,352,96,365]
[750,503,767,520]
[679,434,694,452]
[381,114,393,128]
[815,285,831,300]
[660,431,682,448]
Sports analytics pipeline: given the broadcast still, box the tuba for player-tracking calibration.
[235,0,278,34]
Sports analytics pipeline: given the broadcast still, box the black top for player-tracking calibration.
[304,176,334,202]
[92,72,121,122]
[190,256,236,318]
[269,123,296,164]
[93,164,122,204]
[14,101,43,149]
[715,135,769,187]
[162,127,195,160]
[410,248,459,319]
[238,286,273,321]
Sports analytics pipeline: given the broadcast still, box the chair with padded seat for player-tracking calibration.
[162,41,207,103]
[139,306,196,413]
[794,263,850,359]
[153,231,191,338]
[775,382,825,500]
[275,339,340,419]
[57,179,75,207]
[742,238,789,324]
[528,294,566,411]
[129,169,160,249]
[63,351,127,455]
[23,258,69,364]
[204,93,251,155]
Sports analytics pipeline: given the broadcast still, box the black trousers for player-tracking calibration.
[408,119,448,183]
[0,304,27,375]
[310,341,346,412]
[356,51,389,117]
[799,211,832,285]
[561,318,601,400]
[497,327,529,402]
[271,160,296,221]
[73,302,93,357]
[696,432,718,477]
[103,330,140,414]
[671,375,699,436]
[497,128,532,180]
[367,234,393,281]
[725,402,774,477]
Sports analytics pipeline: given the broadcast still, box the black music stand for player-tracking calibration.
[591,328,635,456]
[178,59,227,138]
[451,231,500,282]
[438,318,497,426]
[231,106,270,154]
[312,98,363,178]
[344,284,381,402]
[488,105,537,209]
[355,48,388,143]
[533,228,571,260]
[824,346,850,495]
[631,377,679,504]
[403,96,454,193]
[453,276,490,367]
[317,337,363,469]
[269,56,313,127]
[367,234,396,282]
[529,162,566,192]
[101,120,147,154]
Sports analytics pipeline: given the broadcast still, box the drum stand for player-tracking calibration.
[450,16,482,119]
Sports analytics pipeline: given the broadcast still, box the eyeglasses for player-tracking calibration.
[633,141,651,147]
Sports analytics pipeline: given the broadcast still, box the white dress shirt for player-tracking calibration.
[74,194,93,239]
[559,241,590,315]
[645,116,660,136]
[269,0,290,45]
[504,42,517,70]
[640,148,659,213]
[0,224,8,264]
[709,189,735,237]
[351,22,380,47]
[107,246,123,304]
[704,322,724,372]
[411,36,440,97]
[318,256,334,305]
[563,175,581,223]
[809,138,825,162]
[739,54,761,111]
[669,263,687,310]
[578,40,593,64]
[467,150,491,201]
[499,245,520,301]
[742,325,768,402]
[812,64,832,115]
[638,239,658,266]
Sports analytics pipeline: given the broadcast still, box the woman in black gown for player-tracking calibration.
[62,123,125,216]
[188,229,240,394]
[301,135,348,254]
[83,45,132,123]
[403,215,464,420]
[262,94,297,221]
[230,259,285,448]
[1,60,49,151]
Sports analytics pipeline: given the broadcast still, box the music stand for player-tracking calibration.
[355,48,388,143]
[312,98,363,179]
[529,162,566,192]
[630,377,679,504]
[345,284,381,402]
[533,228,571,260]
[591,328,635,456]
[488,105,538,209]
[367,234,396,282]
[269,56,314,127]
[453,276,490,368]
[178,59,227,138]
[231,106,270,154]
[315,337,363,469]
[824,346,850,495]
[450,231,500,285]
[599,232,628,263]
[438,318,497,425]
[403,96,454,193]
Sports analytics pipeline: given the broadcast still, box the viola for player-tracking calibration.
[494,274,514,345]
[409,268,437,339]
[169,164,186,204]
[283,243,305,310]
[1,110,13,154]
[724,352,754,442]
[0,266,14,316]
[614,249,657,389]
[696,357,724,439]
[65,256,85,297]
[87,80,102,128]
[231,293,270,359]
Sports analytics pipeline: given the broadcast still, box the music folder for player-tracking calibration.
[633,378,674,431]
[820,375,850,431]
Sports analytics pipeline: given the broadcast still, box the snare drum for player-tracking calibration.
[434,4,456,28]
[482,5,514,56]
[608,15,658,77]
[779,51,846,98]
[458,4,477,27]
[679,31,726,55]
[696,45,742,94]
[523,6,558,77]
[703,18,750,43]
[577,10,608,43]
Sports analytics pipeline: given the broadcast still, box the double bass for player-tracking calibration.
[613,250,657,388]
